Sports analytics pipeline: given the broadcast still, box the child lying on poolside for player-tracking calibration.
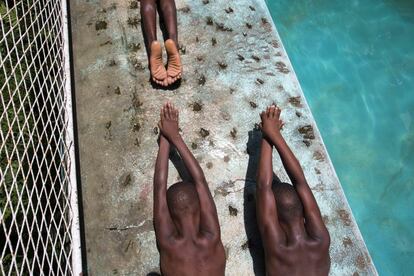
[153,102,225,275]
[256,105,331,276]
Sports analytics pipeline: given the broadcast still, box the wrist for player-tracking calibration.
[269,131,284,143]
[168,133,182,144]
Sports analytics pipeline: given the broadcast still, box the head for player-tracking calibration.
[272,182,304,223]
[167,182,200,221]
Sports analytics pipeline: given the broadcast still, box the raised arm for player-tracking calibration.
[158,102,220,237]
[263,105,329,240]
[153,133,176,245]
[256,116,285,245]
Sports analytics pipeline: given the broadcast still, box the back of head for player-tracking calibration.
[272,182,304,222]
[167,182,200,219]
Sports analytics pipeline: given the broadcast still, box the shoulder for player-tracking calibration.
[306,234,330,253]
[157,234,180,251]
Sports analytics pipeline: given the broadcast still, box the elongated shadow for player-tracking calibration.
[243,128,265,275]
[169,147,192,182]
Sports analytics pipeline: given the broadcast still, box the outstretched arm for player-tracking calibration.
[153,134,176,245]
[256,133,285,245]
[263,106,329,241]
[159,102,220,238]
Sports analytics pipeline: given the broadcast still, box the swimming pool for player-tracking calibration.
[265,0,414,275]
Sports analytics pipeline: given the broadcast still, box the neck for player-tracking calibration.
[174,215,199,238]
[281,219,306,241]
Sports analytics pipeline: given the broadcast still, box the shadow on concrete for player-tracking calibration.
[146,272,161,276]
[169,146,192,183]
[243,128,265,275]
[150,78,182,90]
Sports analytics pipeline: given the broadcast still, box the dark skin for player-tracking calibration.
[257,105,331,276]
[140,0,178,45]
[154,102,226,276]
[141,0,182,86]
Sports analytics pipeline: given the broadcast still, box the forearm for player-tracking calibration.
[267,132,306,185]
[169,135,206,184]
[154,136,170,192]
[257,138,273,189]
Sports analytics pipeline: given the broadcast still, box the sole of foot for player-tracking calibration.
[150,41,168,86]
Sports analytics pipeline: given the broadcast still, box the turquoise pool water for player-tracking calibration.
[265,1,414,275]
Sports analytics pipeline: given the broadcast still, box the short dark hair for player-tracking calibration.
[167,182,200,217]
[272,182,303,221]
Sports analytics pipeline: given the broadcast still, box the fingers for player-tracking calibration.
[269,105,276,118]
[166,102,173,120]
[260,111,266,121]
[275,106,281,118]
[160,106,165,120]
[174,105,179,121]
[280,120,285,130]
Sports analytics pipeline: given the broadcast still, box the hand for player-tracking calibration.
[158,102,180,141]
[260,105,284,139]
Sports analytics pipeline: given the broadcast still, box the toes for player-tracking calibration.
[167,77,174,85]
[266,106,271,117]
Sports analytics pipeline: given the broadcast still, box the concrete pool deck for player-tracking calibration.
[69,0,377,275]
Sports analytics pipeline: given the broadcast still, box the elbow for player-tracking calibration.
[256,175,273,189]
[191,171,207,185]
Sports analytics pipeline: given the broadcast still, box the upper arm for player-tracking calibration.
[294,180,329,240]
[195,179,221,238]
[153,137,176,245]
[256,183,285,245]
[153,179,177,246]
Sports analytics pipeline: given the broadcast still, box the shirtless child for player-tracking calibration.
[256,105,331,276]
[141,0,182,86]
[153,102,226,275]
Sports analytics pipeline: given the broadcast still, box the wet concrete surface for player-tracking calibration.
[70,0,377,275]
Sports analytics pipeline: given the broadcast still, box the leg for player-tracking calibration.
[141,0,158,45]
[141,0,168,86]
[158,0,178,44]
[158,0,182,84]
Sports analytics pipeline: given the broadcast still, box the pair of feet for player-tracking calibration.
[150,39,182,87]
[158,102,285,142]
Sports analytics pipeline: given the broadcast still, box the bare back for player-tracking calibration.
[159,234,225,276]
[154,103,226,276]
[256,105,331,276]
[264,234,330,276]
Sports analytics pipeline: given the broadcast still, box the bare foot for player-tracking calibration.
[150,41,168,86]
[260,105,284,139]
[165,39,182,85]
[159,102,180,141]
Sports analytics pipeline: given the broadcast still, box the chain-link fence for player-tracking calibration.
[0,0,81,275]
